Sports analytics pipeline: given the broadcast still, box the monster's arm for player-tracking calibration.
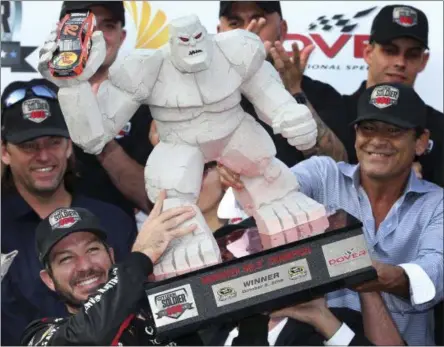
[58,51,164,155]
[216,30,317,151]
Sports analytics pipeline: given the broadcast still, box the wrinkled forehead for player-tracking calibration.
[170,15,204,36]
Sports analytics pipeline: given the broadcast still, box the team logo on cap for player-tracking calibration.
[22,98,51,124]
[49,209,81,229]
[393,7,418,27]
[370,85,400,109]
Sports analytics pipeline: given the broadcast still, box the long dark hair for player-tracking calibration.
[1,140,78,196]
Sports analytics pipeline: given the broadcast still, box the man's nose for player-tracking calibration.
[35,148,50,162]
[394,54,406,69]
[369,133,391,145]
[75,256,93,271]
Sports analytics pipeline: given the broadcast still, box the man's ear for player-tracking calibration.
[418,50,430,74]
[279,19,288,41]
[40,269,56,292]
[109,247,115,263]
[120,29,127,47]
[66,140,73,158]
[363,42,374,66]
[1,142,11,166]
[415,129,430,156]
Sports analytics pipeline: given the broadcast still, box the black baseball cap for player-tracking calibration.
[353,83,427,129]
[219,1,282,18]
[36,207,108,264]
[60,1,125,26]
[370,5,429,48]
[1,80,70,144]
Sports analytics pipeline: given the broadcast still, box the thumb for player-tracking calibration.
[147,190,166,220]
[300,44,315,71]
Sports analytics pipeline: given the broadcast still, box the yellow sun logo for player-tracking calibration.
[124,1,169,49]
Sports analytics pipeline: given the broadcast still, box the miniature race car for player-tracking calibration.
[49,11,95,78]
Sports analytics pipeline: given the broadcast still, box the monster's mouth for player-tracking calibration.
[189,49,203,56]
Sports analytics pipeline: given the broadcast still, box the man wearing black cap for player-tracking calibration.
[217,4,444,342]
[218,82,443,346]
[1,79,138,346]
[20,196,204,346]
[54,1,155,219]
[240,3,442,188]
[217,1,348,166]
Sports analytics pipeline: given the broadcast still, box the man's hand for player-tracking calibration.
[216,163,244,191]
[269,41,315,95]
[132,190,197,263]
[352,260,409,298]
[271,297,342,340]
[244,18,272,53]
[270,297,328,324]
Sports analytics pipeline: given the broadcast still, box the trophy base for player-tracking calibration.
[145,210,376,340]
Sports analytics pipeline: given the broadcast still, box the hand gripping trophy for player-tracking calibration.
[38,14,329,280]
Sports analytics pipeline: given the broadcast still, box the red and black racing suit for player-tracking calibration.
[20,252,203,346]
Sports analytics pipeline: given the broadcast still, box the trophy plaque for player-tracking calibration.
[145,210,376,340]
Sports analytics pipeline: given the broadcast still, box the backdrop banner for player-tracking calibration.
[1,1,442,111]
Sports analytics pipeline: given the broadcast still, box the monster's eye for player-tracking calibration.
[179,37,189,42]
[194,32,202,39]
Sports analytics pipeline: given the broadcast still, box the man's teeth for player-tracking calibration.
[369,152,389,157]
[78,277,99,287]
[35,167,53,172]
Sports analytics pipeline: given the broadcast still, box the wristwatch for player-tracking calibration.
[293,92,307,105]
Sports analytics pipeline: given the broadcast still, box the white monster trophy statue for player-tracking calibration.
[39,14,329,280]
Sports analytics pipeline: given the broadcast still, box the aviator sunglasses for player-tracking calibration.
[2,85,57,109]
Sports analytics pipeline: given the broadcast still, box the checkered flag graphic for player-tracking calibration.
[308,7,378,33]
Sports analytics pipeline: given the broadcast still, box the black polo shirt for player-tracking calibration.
[1,193,137,346]
[240,75,346,167]
[302,77,444,188]
[74,104,154,217]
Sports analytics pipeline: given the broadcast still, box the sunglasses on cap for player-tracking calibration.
[2,85,57,108]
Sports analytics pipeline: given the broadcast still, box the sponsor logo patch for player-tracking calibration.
[148,284,199,327]
[115,122,132,139]
[49,208,81,229]
[393,7,418,27]
[288,266,308,280]
[217,287,237,302]
[322,234,372,277]
[22,98,51,123]
[53,51,78,67]
[370,85,399,109]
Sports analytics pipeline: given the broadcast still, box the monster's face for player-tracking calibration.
[169,15,213,73]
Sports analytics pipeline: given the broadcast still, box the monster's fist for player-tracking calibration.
[272,104,317,151]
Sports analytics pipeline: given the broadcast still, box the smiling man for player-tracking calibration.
[21,202,203,346]
[298,4,443,187]
[1,79,137,346]
[218,82,443,345]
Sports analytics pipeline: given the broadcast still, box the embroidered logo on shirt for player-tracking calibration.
[115,122,132,139]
